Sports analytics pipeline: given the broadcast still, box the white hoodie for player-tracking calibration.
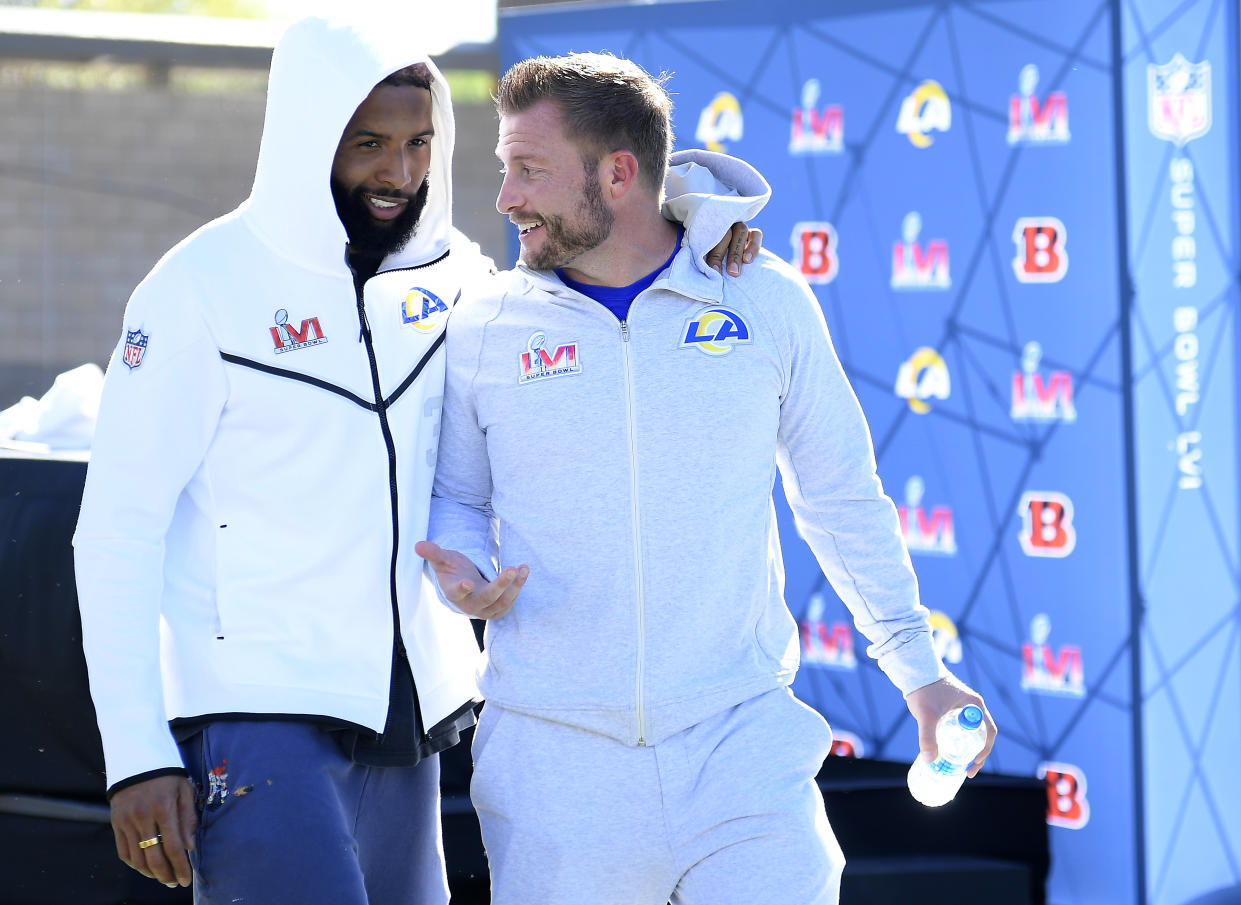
[430,151,947,747]
[73,16,487,791]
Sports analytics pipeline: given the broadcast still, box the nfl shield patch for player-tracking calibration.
[123,328,149,371]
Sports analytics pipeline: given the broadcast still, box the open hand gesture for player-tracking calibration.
[415,540,528,620]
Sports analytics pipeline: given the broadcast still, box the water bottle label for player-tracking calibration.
[928,757,965,776]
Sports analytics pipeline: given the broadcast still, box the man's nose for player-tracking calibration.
[496,172,520,214]
[378,149,412,190]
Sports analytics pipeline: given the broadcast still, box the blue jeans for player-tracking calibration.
[178,720,448,905]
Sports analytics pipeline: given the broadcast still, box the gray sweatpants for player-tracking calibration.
[471,687,845,905]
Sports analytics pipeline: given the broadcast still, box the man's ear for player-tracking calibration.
[603,150,641,201]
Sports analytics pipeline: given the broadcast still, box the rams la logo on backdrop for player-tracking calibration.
[894,346,950,413]
[896,79,951,147]
[928,610,963,664]
[696,92,743,152]
[401,286,449,332]
[681,307,751,355]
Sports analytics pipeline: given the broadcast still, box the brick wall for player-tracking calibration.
[0,65,507,408]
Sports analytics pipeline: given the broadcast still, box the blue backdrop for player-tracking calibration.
[499,2,1241,903]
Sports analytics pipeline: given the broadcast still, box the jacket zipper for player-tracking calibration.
[355,284,408,743]
[620,319,648,746]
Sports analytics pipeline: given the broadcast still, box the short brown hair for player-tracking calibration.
[495,52,673,194]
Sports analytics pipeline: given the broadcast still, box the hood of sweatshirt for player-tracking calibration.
[239,14,455,276]
[661,148,770,277]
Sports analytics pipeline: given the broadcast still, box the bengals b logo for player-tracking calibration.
[1012,217,1068,283]
[1018,491,1076,557]
[1038,761,1090,829]
[791,221,839,284]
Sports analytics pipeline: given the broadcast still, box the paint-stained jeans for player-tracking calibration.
[178,720,447,905]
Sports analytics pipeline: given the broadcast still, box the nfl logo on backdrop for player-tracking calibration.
[1148,54,1211,146]
[123,328,148,371]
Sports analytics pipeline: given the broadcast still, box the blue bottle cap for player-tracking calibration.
[959,705,983,730]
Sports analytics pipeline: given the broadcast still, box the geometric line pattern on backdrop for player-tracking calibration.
[1124,0,1241,900]
[506,18,1131,905]
[502,0,1235,900]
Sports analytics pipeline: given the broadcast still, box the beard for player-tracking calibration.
[521,166,614,271]
[331,175,430,261]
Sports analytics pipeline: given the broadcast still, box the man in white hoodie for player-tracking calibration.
[419,53,998,905]
[73,17,756,905]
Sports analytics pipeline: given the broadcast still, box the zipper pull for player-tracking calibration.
[620,320,630,342]
[358,305,371,343]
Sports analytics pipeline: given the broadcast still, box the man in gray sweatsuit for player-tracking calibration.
[417,52,997,905]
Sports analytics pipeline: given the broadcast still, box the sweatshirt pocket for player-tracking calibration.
[754,595,801,670]
[210,519,275,643]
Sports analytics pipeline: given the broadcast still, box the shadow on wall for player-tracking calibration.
[1186,886,1241,905]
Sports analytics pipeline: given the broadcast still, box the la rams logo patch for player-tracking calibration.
[680,307,751,355]
[401,287,449,332]
[122,328,148,370]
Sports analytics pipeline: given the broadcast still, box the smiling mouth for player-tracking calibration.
[515,220,544,237]
[365,193,408,219]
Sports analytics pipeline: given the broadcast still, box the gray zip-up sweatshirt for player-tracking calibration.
[430,150,946,747]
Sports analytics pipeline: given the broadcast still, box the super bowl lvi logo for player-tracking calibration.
[696,92,743,152]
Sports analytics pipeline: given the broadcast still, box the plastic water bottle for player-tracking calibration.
[907,704,986,807]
